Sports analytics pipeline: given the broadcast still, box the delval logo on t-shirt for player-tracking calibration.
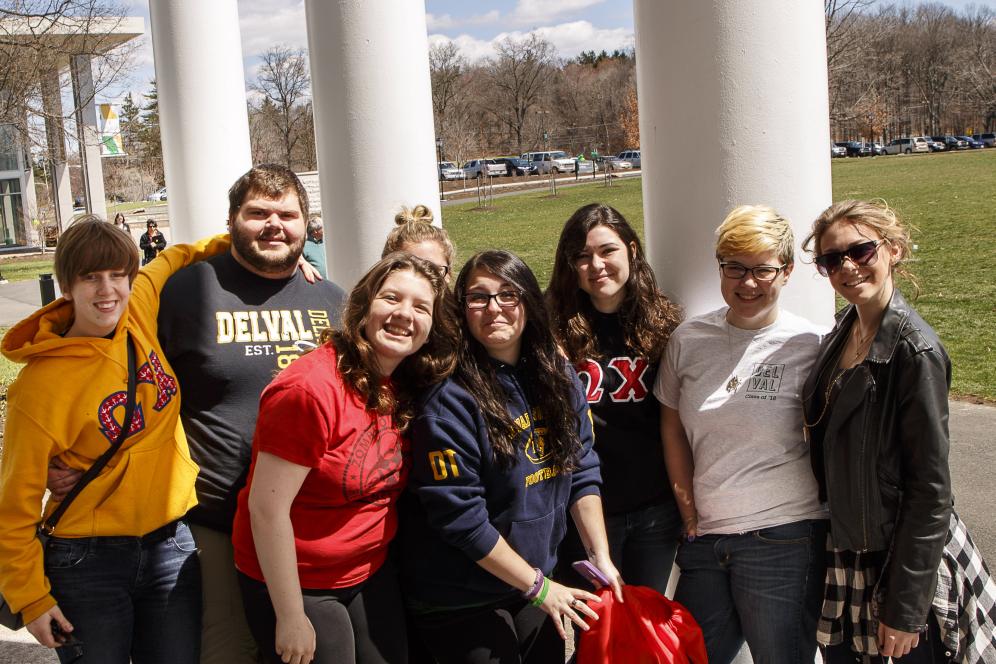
[745,363,785,400]
[215,308,332,369]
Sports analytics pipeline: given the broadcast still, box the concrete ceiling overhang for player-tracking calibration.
[0,15,144,71]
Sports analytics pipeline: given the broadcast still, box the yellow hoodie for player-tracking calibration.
[0,234,230,624]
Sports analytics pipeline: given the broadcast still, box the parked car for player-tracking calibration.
[971,133,996,148]
[838,141,871,157]
[600,155,632,170]
[864,142,887,156]
[146,187,167,201]
[617,149,641,168]
[932,135,968,150]
[884,137,929,154]
[919,136,945,152]
[494,157,537,177]
[958,135,984,149]
[438,161,465,180]
[521,151,577,174]
[462,158,508,178]
[831,142,847,158]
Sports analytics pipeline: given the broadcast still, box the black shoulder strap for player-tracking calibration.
[41,336,138,535]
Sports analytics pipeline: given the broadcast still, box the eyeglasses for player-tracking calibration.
[464,290,522,310]
[719,262,787,282]
[814,240,883,277]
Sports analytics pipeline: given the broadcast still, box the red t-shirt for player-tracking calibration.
[231,344,409,589]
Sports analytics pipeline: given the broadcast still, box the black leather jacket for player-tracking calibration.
[802,289,952,632]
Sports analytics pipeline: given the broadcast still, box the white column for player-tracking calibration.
[148,0,252,242]
[19,134,38,246]
[70,55,108,220]
[305,0,440,287]
[634,0,834,326]
[41,70,75,232]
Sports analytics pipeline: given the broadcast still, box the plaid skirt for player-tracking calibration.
[817,511,996,663]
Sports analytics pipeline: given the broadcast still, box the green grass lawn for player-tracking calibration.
[0,256,54,282]
[442,151,996,400]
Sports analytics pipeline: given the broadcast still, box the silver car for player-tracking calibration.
[438,162,464,181]
[463,159,508,178]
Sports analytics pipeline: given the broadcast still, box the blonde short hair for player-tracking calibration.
[715,205,794,265]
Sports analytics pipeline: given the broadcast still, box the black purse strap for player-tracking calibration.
[40,335,138,536]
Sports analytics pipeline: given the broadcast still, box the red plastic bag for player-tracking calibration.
[577,585,708,664]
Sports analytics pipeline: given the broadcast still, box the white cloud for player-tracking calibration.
[427,10,500,31]
[510,0,604,26]
[430,20,633,63]
[237,0,308,56]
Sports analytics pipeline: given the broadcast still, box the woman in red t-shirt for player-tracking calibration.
[231,253,459,664]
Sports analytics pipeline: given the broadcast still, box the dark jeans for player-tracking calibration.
[674,519,827,664]
[413,596,562,664]
[823,613,951,663]
[44,519,202,664]
[239,558,407,664]
[558,501,681,596]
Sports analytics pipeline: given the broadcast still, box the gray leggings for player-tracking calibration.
[238,560,408,664]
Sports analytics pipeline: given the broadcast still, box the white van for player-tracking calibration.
[617,149,641,168]
[884,137,929,155]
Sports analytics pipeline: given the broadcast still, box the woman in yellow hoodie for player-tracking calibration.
[0,217,227,663]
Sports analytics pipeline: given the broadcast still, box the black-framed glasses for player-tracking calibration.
[814,240,884,277]
[719,262,786,282]
[464,290,522,310]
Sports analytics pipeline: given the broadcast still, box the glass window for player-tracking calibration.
[1,177,25,245]
[0,124,20,172]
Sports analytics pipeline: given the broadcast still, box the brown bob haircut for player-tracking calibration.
[54,215,140,291]
[227,163,310,223]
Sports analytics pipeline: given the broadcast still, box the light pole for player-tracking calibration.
[436,138,444,202]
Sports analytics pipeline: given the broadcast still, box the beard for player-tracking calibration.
[231,220,305,275]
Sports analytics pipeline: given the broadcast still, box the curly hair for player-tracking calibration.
[803,199,920,297]
[454,250,583,471]
[547,203,682,364]
[320,252,460,430]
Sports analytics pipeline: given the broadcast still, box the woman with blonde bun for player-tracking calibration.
[382,205,455,283]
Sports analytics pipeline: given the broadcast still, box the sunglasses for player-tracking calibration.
[814,240,884,277]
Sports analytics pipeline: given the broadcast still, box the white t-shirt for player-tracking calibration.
[654,307,828,534]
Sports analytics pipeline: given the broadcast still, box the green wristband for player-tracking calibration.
[530,577,550,607]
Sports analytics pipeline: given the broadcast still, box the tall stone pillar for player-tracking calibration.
[148,0,252,242]
[304,0,440,287]
[70,55,108,220]
[634,0,834,326]
[41,70,75,232]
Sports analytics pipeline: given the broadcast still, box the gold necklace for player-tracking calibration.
[847,321,875,367]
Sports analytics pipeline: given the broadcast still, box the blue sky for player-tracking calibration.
[105,0,991,104]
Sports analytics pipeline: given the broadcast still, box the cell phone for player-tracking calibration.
[572,560,611,587]
[51,621,85,661]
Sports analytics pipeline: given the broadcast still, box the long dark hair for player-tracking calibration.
[320,252,460,431]
[454,250,582,471]
[547,203,682,364]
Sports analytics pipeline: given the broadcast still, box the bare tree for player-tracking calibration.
[825,0,876,72]
[429,41,470,131]
[483,34,556,154]
[0,0,138,152]
[252,45,311,169]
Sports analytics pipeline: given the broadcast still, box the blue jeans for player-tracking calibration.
[604,501,682,596]
[674,519,827,664]
[44,520,202,664]
[557,501,681,597]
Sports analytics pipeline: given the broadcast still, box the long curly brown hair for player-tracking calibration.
[320,252,460,430]
[454,250,583,471]
[547,203,682,364]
